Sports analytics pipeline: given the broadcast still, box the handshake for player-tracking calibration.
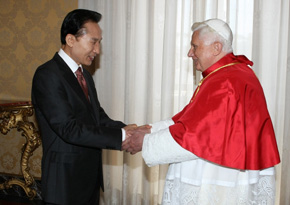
[122,124,152,154]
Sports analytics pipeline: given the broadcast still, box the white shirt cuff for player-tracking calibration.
[121,128,126,141]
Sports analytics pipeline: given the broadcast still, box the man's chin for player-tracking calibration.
[196,67,202,72]
[193,64,201,72]
[83,62,93,66]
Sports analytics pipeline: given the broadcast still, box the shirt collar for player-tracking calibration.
[58,49,83,73]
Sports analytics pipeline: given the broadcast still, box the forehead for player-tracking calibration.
[83,21,102,38]
[191,30,201,44]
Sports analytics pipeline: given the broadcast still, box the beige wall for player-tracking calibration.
[0,0,78,178]
[0,0,78,101]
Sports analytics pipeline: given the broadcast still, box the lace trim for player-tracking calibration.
[162,175,275,205]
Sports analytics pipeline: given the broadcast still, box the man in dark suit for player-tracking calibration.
[31,9,136,205]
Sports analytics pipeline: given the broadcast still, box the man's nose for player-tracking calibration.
[94,44,100,54]
[188,48,194,57]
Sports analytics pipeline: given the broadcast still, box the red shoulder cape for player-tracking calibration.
[169,53,280,170]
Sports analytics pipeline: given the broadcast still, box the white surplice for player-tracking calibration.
[142,119,276,205]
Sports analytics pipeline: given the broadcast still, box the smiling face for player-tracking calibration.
[187,30,217,72]
[64,21,102,66]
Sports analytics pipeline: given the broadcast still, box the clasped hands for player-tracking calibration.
[122,124,152,154]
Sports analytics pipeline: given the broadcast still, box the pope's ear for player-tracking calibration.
[213,41,223,56]
[65,34,75,47]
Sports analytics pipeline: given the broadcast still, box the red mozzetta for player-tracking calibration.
[169,53,280,170]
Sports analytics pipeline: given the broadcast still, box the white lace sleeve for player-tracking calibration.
[150,118,174,133]
[142,128,198,167]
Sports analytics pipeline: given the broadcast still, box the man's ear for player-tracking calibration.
[212,41,223,56]
[65,34,75,48]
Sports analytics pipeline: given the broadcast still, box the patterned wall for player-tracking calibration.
[0,0,78,178]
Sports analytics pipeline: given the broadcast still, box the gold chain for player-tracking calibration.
[192,62,240,101]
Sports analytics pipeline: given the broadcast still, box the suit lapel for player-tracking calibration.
[53,54,94,112]
[82,70,100,124]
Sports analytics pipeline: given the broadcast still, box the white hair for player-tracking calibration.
[191,22,233,53]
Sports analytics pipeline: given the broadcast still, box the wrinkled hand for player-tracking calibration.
[123,124,138,132]
[123,124,137,142]
[122,124,152,154]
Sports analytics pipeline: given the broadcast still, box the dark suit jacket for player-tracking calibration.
[31,53,126,204]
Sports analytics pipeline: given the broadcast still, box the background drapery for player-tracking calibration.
[79,0,290,204]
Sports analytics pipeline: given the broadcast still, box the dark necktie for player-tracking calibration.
[75,67,89,101]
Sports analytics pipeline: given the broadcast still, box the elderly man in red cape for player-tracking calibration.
[123,18,280,204]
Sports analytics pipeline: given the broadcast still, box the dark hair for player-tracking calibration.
[60,9,102,45]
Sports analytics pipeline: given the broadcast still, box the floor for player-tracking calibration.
[0,191,43,205]
[0,176,43,205]
[0,196,43,205]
